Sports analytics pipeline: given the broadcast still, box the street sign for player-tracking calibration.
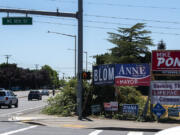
[2,17,32,25]
[152,103,166,118]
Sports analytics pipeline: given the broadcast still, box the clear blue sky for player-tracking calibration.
[0,0,180,78]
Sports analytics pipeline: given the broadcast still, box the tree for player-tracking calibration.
[95,23,154,64]
[157,40,166,50]
[41,65,59,88]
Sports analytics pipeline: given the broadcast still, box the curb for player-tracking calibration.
[13,116,163,132]
[90,127,162,132]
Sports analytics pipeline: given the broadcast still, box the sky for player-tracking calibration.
[0,0,180,79]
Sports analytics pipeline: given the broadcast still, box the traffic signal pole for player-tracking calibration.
[0,0,83,120]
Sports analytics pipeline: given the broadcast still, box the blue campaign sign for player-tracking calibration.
[122,104,139,116]
[93,64,115,85]
[152,103,166,118]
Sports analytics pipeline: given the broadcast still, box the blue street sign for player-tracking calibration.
[152,103,166,118]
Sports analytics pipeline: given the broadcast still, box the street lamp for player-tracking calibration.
[47,31,77,77]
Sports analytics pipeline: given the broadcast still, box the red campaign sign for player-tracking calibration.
[115,77,150,86]
[152,50,180,71]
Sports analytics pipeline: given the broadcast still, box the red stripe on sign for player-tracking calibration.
[152,90,180,96]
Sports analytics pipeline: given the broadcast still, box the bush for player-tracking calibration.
[42,79,77,116]
[42,91,76,116]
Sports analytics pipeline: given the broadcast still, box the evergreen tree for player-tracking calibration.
[95,23,154,64]
[157,40,166,50]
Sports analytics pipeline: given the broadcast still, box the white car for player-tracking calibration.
[0,90,18,108]
[156,126,180,135]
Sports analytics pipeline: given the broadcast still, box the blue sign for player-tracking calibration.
[115,64,150,86]
[168,107,179,117]
[122,104,139,116]
[152,103,166,118]
[93,64,115,85]
[91,104,101,113]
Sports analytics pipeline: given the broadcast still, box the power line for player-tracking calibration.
[34,15,180,30]
[85,14,180,25]
[1,6,180,25]
[84,20,180,30]
[49,0,180,10]
[4,55,11,64]
[35,20,180,36]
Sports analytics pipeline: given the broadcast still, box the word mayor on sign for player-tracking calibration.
[115,64,150,86]
[93,64,115,85]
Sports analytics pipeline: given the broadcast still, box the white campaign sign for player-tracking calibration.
[151,81,180,105]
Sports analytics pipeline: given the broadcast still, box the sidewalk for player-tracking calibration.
[11,112,180,132]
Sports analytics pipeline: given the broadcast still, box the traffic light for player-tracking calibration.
[82,71,91,80]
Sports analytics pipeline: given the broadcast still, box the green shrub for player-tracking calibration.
[42,91,76,116]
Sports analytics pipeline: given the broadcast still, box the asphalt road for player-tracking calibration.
[0,121,157,135]
[0,92,49,121]
[0,91,158,135]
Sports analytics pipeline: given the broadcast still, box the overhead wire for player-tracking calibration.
[0,6,180,35]
[49,0,180,10]
[33,15,180,30]
[34,20,180,36]
[85,14,180,25]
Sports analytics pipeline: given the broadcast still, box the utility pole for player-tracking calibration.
[77,0,83,120]
[0,1,83,119]
[35,64,39,70]
[4,55,11,64]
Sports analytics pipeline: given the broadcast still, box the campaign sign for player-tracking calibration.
[93,64,115,85]
[122,104,139,116]
[151,81,180,105]
[104,102,118,111]
[168,107,179,117]
[115,64,150,86]
[152,103,166,118]
[104,102,111,111]
[91,104,101,114]
[152,50,180,72]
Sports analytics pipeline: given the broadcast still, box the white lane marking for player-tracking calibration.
[127,132,143,135]
[0,125,37,135]
[89,130,103,135]
[0,105,45,116]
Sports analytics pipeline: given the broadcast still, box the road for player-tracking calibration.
[0,122,157,135]
[0,91,158,135]
[0,91,49,121]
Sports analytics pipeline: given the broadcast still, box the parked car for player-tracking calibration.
[41,90,49,96]
[0,90,18,108]
[28,90,42,101]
